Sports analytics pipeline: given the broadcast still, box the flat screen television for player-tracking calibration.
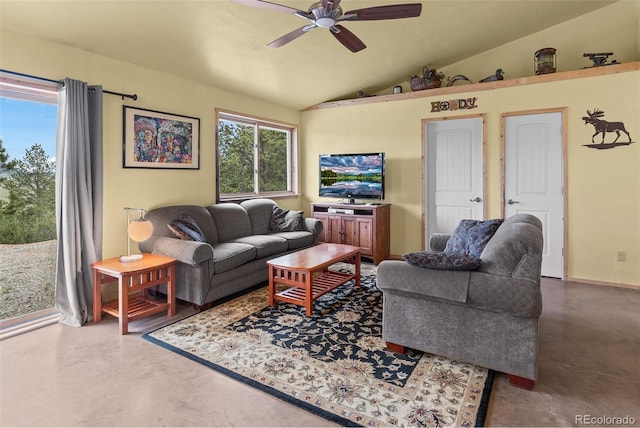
[319,152,385,203]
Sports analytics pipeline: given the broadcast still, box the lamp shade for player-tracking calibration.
[127,218,153,242]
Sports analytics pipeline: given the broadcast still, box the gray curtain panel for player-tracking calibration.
[55,78,103,327]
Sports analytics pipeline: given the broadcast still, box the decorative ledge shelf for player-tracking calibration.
[304,61,640,111]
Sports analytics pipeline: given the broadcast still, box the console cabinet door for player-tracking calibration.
[339,216,374,255]
[315,213,347,244]
[328,215,344,244]
[314,213,330,243]
[355,217,373,254]
[341,216,357,246]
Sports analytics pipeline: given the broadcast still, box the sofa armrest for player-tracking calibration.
[429,233,451,251]
[304,217,323,237]
[377,260,470,303]
[145,236,214,266]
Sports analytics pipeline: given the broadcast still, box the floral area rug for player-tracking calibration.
[143,274,493,427]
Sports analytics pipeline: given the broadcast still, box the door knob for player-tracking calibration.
[470,197,482,202]
[506,199,520,205]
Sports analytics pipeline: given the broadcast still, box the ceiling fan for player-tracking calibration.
[232,0,422,52]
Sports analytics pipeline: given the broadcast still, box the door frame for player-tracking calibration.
[500,107,568,279]
[422,113,488,250]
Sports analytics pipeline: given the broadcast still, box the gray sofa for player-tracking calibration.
[139,199,322,308]
[377,214,543,389]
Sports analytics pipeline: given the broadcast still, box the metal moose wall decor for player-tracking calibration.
[581,108,633,150]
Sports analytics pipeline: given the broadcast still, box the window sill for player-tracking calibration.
[0,307,60,340]
[218,192,300,203]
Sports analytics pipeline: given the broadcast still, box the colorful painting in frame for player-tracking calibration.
[123,106,200,169]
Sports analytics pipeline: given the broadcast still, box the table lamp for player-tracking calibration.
[120,207,154,263]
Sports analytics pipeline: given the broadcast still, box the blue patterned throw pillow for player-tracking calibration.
[403,251,482,270]
[167,215,206,242]
[444,219,503,257]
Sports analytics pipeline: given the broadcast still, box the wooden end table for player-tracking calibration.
[92,253,176,334]
[268,243,361,316]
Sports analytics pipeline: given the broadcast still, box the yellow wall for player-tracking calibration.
[0,29,302,259]
[381,1,639,95]
[301,68,640,287]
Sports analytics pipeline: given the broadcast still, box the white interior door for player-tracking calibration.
[505,112,563,278]
[425,117,484,244]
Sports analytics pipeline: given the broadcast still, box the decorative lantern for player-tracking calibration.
[534,48,556,75]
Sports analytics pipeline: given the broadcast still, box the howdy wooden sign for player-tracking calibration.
[431,97,478,112]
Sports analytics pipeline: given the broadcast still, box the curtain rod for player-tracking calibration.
[0,68,138,101]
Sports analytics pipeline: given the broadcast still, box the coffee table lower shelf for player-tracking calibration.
[274,271,355,306]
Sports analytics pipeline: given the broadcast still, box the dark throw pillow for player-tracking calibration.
[403,251,482,271]
[167,215,206,242]
[268,206,305,233]
[444,219,503,257]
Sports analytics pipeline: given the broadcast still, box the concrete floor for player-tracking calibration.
[1,278,639,427]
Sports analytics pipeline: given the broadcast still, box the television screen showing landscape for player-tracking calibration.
[319,153,384,199]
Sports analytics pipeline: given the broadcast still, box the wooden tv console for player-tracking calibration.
[311,202,390,264]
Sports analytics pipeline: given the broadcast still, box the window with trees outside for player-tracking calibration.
[0,75,58,332]
[216,110,298,201]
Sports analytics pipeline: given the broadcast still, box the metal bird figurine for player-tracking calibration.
[446,74,473,86]
[479,69,504,83]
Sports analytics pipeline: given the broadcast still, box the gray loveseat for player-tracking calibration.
[377,214,543,389]
[139,199,322,308]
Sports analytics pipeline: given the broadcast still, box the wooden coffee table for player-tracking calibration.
[268,243,361,316]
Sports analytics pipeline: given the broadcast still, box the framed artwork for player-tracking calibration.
[123,106,200,169]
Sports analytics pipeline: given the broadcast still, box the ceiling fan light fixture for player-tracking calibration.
[316,17,335,28]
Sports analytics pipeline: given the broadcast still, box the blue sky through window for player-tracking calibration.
[0,97,57,161]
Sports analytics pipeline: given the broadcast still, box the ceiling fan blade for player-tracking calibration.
[267,26,309,48]
[231,0,304,15]
[331,24,366,53]
[344,3,422,20]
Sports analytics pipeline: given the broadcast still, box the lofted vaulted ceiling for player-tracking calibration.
[0,0,617,110]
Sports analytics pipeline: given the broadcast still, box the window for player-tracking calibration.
[216,110,298,201]
[0,73,59,336]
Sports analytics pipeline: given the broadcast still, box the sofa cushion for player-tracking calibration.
[403,251,482,271]
[144,205,219,244]
[241,199,277,235]
[268,206,305,233]
[207,203,253,241]
[210,242,256,274]
[167,215,206,242]
[269,231,315,250]
[444,219,503,257]
[230,235,288,258]
[429,233,451,252]
[478,222,544,279]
